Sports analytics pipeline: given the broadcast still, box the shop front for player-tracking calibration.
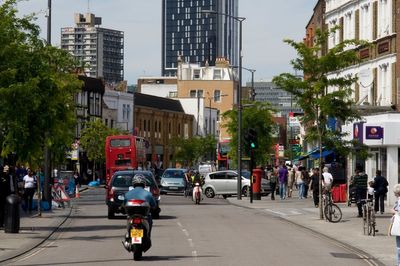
[343,112,400,206]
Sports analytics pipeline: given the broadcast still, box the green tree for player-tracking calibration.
[79,119,123,180]
[0,0,82,168]
[171,135,217,167]
[273,28,367,219]
[222,101,276,167]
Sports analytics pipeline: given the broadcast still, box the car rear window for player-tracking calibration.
[163,170,185,179]
[112,172,156,187]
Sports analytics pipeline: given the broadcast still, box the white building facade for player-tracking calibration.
[325,0,399,205]
[103,90,134,133]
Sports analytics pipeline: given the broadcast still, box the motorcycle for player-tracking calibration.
[122,199,152,261]
[192,182,203,204]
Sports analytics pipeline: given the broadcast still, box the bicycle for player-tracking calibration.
[323,190,342,223]
[361,196,377,236]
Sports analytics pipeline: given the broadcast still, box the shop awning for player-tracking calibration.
[309,149,333,159]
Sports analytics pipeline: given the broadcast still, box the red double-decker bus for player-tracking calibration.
[217,139,231,170]
[105,135,147,185]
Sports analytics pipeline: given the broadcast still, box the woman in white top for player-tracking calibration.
[23,170,37,213]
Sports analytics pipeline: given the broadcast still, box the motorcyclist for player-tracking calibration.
[124,174,156,236]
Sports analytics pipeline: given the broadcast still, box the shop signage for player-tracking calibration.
[359,48,370,59]
[378,41,389,54]
[365,126,384,139]
[353,122,364,144]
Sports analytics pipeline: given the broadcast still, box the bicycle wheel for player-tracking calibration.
[324,203,342,223]
[368,208,376,236]
[362,205,367,235]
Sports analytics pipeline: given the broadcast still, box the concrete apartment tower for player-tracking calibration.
[61,13,124,84]
[161,0,238,76]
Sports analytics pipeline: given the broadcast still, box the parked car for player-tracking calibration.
[159,168,187,194]
[105,170,161,219]
[203,170,270,198]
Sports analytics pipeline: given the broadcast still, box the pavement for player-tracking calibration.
[227,194,395,266]
[0,187,396,266]
[0,185,89,265]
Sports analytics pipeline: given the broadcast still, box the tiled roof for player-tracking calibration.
[135,93,184,113]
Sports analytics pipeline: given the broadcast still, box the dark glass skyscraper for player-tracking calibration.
[162,0,238,76]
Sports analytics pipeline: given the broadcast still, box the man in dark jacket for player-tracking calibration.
[310,168,320,208]
[350,167,368,217]
[373,170,388,214]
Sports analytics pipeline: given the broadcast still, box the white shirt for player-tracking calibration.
[23,174,36,188]
[322,172,333,186]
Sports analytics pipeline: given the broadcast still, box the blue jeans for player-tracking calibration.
[298,183,305,199]
[279,184,286,199]
[396,236,400,265]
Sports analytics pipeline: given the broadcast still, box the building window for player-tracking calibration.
[214,90,221,102]
[214,69,222,80]
[190,90,197,98]
[378,0,390,37]
[193,69,201,79]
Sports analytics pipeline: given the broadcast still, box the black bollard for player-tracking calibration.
[4,194,20,233]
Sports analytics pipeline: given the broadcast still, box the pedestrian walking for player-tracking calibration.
[295,167,305,199]
[73,171,81,187]
[278,164,288,200]
[287,166,294,198]
[269,166,277,200]
[302,167,311,198]
[0,166,11,227]
[23,169,37,213]
[310,168,320,207]
[350,166,368,217]
[374,170,388,214]
[391,184,400,266]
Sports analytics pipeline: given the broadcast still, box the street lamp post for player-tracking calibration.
[201,9,246,200]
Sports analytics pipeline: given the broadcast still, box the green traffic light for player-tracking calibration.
[250,143,256,149]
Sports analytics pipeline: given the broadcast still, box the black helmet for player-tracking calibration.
[132,174,146,187]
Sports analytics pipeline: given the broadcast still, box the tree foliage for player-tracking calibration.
[222,101,276,166]
[273,28,368,158]
[79,119,124,164]
[171,135,217,167]
[0,0,82,168]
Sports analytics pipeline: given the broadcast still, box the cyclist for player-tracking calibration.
[350,167,368,218]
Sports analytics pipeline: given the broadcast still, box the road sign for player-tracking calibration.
[289,139,300,145]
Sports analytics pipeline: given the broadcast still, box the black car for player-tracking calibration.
[105,170,161,219]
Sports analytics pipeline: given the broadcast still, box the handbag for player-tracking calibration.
[389,213,400,236]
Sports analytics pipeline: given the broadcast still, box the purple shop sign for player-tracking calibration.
[365,126,384,140]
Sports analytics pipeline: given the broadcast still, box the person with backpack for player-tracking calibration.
[373,170,389,214]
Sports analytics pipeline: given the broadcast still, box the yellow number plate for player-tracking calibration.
[130,228,143,238]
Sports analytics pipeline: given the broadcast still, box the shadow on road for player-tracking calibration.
[157,215,177,220]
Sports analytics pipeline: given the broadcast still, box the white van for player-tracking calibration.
[198,163,216,177]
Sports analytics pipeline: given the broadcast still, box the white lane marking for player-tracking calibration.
[289,210,302,215]
[17,240,57,261]
[177,221,198,262]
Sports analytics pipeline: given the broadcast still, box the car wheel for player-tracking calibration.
[242,186,249,197]
[205,187,215,198]
[107,207,115,219]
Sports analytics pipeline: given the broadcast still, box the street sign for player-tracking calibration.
[289,139,300,145]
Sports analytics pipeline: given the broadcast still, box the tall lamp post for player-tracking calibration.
[201,9,246,200]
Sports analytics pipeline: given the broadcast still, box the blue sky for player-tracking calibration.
[16,0,315,85]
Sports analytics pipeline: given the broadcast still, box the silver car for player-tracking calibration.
[203,170,250,198]
[159,168,187,194]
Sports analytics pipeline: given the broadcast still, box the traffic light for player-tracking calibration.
[244,128,258,150]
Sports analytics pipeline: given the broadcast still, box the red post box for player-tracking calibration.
[252,168,262,200]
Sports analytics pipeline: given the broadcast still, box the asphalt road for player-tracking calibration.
[7,188,371,266]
